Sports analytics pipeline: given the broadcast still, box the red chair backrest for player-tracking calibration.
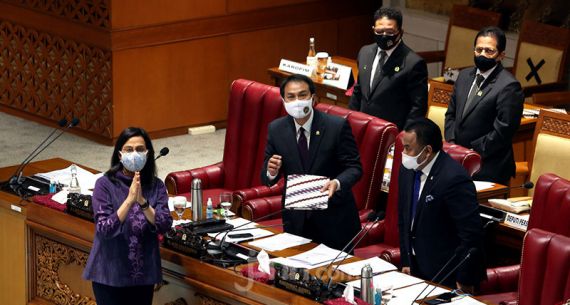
[528,173,570,236]
[316,103,398,212]
[518,228,570,305]
[222,79,286,190]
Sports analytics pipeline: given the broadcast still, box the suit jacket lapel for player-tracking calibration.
[412,154,444,231]
[370,43,405,96]
[307,110,325,173]
[286,116,305,172]
[361,45,377,98]
[461,64,503,121]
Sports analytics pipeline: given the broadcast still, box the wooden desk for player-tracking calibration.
[268,56,357,108]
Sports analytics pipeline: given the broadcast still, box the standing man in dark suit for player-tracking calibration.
[398,118,485,293]
[261,74,362,251]
[445,26,524,185]
[349,7,428,130]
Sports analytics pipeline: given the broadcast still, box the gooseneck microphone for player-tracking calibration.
[410,248,476,305]
[155,147,170,160]
[321,211,386,290]
[8,118,67,185]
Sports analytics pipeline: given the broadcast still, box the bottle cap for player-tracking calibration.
[310,37,315,42]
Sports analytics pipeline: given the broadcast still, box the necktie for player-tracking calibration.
[297,127,309,170]
[371,50,387,90]
[463,74,485,116]
[410,171,422,221]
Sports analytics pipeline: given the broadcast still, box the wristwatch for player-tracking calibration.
[139,199,150,210]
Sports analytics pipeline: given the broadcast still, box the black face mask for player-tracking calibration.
[375,33,399,50]
[474,55,498,72]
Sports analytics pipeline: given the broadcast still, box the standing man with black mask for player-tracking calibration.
[349,7,428,130]
[445,26,524,185]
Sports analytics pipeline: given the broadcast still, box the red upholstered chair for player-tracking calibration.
[480,228,570,305]
[354,131,482,263]
[239,104,398,224]
[165,79,285,210]
[479,173,570,299]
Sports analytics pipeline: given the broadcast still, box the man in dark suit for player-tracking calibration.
[349,7,428,130]
[261,74,362,251]
[445,26,524,185]
[398,118,485,293]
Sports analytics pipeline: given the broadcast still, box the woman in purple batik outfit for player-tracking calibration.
[83,127,173,305]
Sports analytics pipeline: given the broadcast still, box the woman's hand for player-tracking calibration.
[133,172,146,204]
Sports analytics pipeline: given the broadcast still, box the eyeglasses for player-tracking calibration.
[283,91,312,102]
[474,47,498,56]
[122,146,147,153]
[373,28,399,36]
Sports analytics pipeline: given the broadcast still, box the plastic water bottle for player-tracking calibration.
[49,178,57,193]
[68,164,81,194]
[206,198,213,219]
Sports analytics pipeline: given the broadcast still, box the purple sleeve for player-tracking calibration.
[92,178,123,239]
[150,180,173,234]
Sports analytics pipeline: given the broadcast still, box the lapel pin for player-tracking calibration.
[316,131,320,136]
[363,65,367,70]
[394,66,400,72]
[430,176,433,180]
[477,91,483,96]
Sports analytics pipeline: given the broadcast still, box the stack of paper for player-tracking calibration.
[473,181,495,191]
[285,174,329,210]
[36,165,103,194]
[335,257,397,276]
[271,244,351,269]
[248,233,311,251]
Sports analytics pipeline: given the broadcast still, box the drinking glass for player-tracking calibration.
[219,192,233,219]
[316,52,329,80]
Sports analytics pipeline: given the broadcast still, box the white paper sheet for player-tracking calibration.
[346,271,423,290]
[35,165,103,194]
[248,233,311,251]
[335,257,397,276]
[282,244,352,268]
[473,181,495,191]
[389,282,450,305]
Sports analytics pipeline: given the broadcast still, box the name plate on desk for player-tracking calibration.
[504,212,529,231]
[322,62,353,90]
[278,59,314,77]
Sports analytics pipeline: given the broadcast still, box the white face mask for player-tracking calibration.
[283,98,313,119]
[120,151,148,172]
[401,146,428,170]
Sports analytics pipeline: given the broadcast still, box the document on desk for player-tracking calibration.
[473,181,495,191]
[273,244,352,269]
[208,228,274,243]
[447,296,487,305]
[346,271,423,290]
[284,174,329,210]
[248,232,311,252]
[36,165,103,193]
[335,257,397,276]
[389,282,449,305]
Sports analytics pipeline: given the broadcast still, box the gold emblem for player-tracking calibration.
[316,131,320,136]
[363,65,367,70]
[394,66,400,72]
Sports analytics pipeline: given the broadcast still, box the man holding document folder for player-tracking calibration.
[261,74,362,251]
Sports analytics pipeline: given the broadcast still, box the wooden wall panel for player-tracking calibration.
[112,37,229,138]
[227,20,339,85]
[0,207,26,305]
[110,0,226,29]
[337,14,375,58]
[226,0,317,13]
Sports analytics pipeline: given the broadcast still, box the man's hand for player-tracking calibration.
[456,281,475,295]
[320,180,339,198]
[401,267,411,275]
[267,155,282,177]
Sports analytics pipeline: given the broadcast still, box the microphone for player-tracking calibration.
[411,248,476,305]
[321,211,386,290]
[7,118,80,196]
[507,181,534,191]
[8,118,67,186]
[155,147,170,160]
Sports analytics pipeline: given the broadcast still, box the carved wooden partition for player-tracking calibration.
[0,0,375,144]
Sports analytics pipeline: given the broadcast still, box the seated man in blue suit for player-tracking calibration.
[398,118,486,293]
[261,74,362,251]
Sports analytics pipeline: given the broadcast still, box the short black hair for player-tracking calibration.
[373,7,403,29]
[106,127,157,187]
[280,74,316,98]
[474,26,506,53]
[404,118,443,152]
